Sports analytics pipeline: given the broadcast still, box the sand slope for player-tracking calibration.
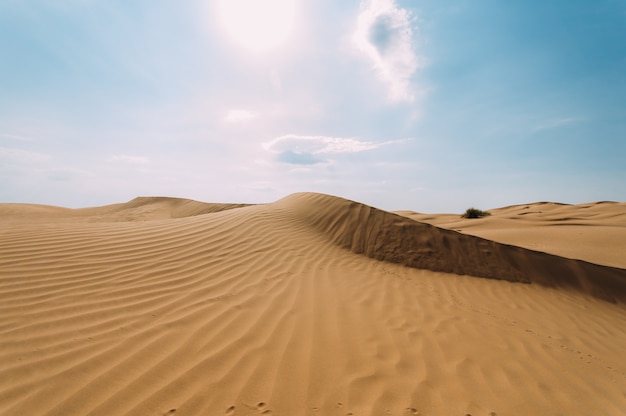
[1,193,625,415]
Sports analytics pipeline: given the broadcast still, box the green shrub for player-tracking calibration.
[462,207,491,219]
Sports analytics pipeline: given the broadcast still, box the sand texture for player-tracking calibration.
[1,193,625,415]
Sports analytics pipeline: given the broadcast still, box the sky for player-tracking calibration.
[1,0,625,212]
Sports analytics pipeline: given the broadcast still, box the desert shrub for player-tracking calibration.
[462,207,491,219]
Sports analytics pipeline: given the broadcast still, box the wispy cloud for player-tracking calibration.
[224,109,257,123]
[0,133,33,141]
[262,134,406,165]
[0,147,50,163]
[533,117,581,132]
[109,154,149,164]
[353,0,421,102]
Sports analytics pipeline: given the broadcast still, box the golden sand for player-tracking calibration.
[1,193,625,415]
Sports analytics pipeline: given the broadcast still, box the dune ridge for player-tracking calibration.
[279,193,626,303]
[1,192,625,415]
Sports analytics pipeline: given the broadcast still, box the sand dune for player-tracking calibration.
[397,200,626,269]
[0,197,250,224]
[1,193,625,415]
[282,193,626,302]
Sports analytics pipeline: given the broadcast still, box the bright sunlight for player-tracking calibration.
[216,0,296,53]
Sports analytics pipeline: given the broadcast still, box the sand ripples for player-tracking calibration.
[1,194,625,415]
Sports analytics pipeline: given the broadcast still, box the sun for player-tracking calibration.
[216,0,296,53]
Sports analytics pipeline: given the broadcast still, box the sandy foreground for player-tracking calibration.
[1,193,625,416]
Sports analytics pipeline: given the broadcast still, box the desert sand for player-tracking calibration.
[1,193,625,415]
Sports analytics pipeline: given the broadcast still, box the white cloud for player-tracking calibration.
[224,109,257,123]
[109,154,149,164]
[264,134,378,154]
[353,0,421,102]
[262,134,407,165]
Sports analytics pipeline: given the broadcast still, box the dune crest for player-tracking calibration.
[278,192,626,302]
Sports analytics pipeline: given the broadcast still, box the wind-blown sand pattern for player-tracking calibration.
[1,193,625,415]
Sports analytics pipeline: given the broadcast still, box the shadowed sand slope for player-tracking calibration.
[279,193,626,303]
[1,193,626,415]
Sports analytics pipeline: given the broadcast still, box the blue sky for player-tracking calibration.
[1,0,624,212]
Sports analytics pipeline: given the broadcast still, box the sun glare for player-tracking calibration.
[217,0,296,53]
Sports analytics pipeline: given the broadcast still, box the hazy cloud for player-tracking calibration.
[0,133,33,141]
[225,109,257,123]
[269,69,282,91]
[109,154,149,164]
[47,167,90,182]
[0,147,50,163]
[353,0,420,102]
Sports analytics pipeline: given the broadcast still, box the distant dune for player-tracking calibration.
[1,193,625,415]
